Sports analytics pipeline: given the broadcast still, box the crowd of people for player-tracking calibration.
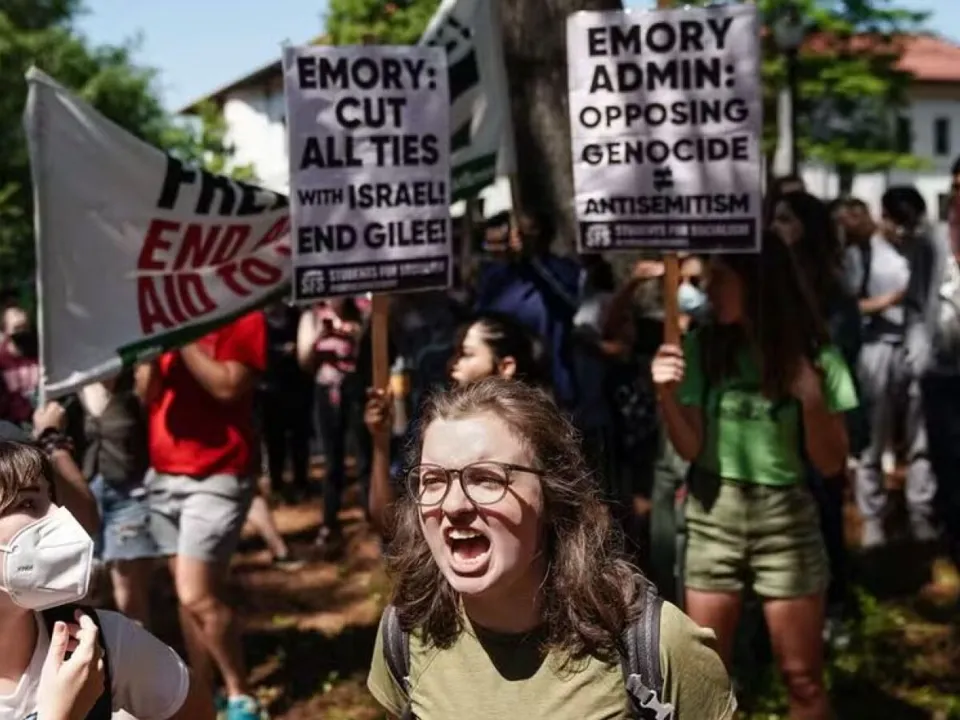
[0,159,959,720]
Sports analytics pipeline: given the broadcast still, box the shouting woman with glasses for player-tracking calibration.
[367,378,735,719]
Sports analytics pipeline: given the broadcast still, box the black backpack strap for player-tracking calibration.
[621,585,675,720]
[41,604,113,720]
[380,605,414,720]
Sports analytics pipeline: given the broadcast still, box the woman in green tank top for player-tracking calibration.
[652,233,858,720]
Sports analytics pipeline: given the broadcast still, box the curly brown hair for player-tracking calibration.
[385,378,646,665]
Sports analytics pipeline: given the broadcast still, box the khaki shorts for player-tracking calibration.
[146,470,254,564]
[684,471,829,599]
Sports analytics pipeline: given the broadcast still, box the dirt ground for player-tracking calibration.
[138,471,959,720]
[143,493,386,720]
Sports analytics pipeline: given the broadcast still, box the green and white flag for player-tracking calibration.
[419,0,515,202]
[24,68,291,399]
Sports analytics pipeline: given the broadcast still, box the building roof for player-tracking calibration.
[176,34,327,114]
[177,58,282,114]
[802,32,960,83]
[897,34,960,83]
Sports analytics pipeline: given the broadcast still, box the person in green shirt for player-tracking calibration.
[652,233,858,720]
[367,378,735,719]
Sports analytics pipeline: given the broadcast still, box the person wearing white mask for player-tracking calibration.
[0,440,213,720]
[677,255,708,330]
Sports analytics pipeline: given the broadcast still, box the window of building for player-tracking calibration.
[896,116,912,153]
[934,117,951,156]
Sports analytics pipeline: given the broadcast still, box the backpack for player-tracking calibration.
[40,604,113,720]
[380,583,675,720]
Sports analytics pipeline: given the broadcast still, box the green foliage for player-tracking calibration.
[687,0,928,175]
[0,3,250,290]
[326,0,442,45]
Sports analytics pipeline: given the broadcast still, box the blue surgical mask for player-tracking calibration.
[678,282,708,316]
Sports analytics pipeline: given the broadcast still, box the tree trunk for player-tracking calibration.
[499,0,622,255]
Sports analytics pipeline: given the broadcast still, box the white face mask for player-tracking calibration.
[678,281,709,317]
[0,506,94,610]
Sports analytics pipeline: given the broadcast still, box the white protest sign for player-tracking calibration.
[284,45,452,301]
[23,68,291,399]
[419,0,515,200]
[567,5,763,252]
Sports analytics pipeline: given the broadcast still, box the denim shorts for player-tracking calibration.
[90,475,160,563]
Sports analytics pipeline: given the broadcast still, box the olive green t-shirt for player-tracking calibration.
[367,602,736,719]
[677,329,859,486]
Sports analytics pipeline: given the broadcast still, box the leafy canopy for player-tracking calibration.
[687,0,928,172]
[0,1,252,291]
[326,0,442,45]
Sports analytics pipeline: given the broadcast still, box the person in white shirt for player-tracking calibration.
[0,440,212,720]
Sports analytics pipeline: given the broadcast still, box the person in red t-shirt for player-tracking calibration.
[136,312,265,720]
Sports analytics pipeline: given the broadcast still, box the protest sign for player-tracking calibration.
[419,0,515,201]
[567,4,763,252]
[24,68,291,399]
[284,45,451,302]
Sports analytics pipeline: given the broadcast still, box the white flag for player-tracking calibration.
[419,0,515,202]
[24,68,291,399]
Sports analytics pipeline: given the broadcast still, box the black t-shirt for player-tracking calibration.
[262,305,311,394]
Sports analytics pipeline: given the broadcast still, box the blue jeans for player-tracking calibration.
[90,475,160,563]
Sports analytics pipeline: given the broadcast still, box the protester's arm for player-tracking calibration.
[656,388,704,464]
[296,311,319,372]
[524,255,580,319]
[800,401,848,477]
[859,288,905,315]
[36,611,105,720]
[793,357,850,477]
[33,403,99,536]
[365,388,396,536]
[652,342,704,464]
[134,361,161,406]
[179,344,257,404]
[49,450,99,535]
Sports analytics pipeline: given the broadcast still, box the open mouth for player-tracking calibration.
[446,528,491,568]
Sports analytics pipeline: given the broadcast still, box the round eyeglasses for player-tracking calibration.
[405,462,545,507]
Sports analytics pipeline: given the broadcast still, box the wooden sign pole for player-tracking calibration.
[362,33,392,494]
[659,0,681,346]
